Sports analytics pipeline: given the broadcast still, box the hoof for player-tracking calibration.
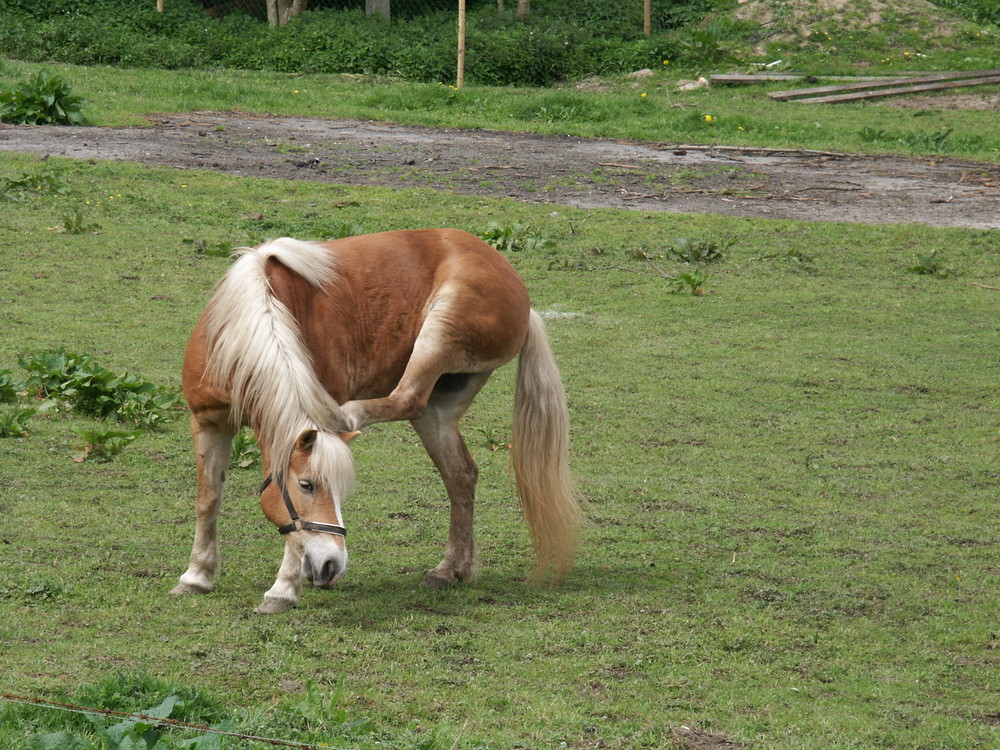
[254,597,296,614]
[422,570,458,589]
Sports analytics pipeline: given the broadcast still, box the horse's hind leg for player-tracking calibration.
[172,412,235,595]
[410,372,492,588]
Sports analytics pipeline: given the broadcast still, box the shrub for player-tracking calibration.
[19,349,178,428]
[0,69,85,125]
[0,0,723,85]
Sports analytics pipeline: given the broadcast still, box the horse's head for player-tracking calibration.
[260,429,357,589]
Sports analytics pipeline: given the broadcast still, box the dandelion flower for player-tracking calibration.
[703,114,714,123]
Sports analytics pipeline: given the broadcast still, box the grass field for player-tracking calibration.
[1,148,998,748]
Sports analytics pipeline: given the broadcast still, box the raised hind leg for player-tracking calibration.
[172,412,235,595]
[339,301,523,432]
[410,372,492,588]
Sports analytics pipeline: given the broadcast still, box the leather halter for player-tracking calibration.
[260,474,347,537]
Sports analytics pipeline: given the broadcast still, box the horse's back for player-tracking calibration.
[274,229,532,401]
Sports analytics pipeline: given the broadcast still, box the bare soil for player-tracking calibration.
[2,112,998,229]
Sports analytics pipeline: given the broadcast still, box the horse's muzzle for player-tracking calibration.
[306,554,345,588]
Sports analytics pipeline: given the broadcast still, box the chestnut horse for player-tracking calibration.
[171,229,582,613]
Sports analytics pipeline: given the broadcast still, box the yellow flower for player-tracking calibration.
[703,114,714,123]
[641,92,647,99]
[663,60,670,65]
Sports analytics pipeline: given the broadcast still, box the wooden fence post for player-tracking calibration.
[457,0,466,89]
[366,0,390,21]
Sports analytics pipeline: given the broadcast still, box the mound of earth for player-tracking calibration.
[734,0,964,53]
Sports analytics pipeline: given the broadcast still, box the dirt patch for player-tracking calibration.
[882,92,1000,110]
[734,0,961,52]
[672,725,747,749]
[1,112,998,229]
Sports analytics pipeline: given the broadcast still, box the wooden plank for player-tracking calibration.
[771,69,1000,100]
[790,75,1000,104]
[712,73,902,84]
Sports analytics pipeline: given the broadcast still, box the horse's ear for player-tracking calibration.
[295,429,318,453]
[338,430,361,444]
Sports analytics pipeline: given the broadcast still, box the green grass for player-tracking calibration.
[2,58,1000,162]
[1,151,999,748]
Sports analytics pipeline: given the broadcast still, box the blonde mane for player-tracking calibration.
[203,237,350,482]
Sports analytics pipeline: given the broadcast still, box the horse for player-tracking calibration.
[171,228,583,613]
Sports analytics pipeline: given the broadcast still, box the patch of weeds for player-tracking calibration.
[0,575,63,602]
[25,694,230,749]
[73,425,144,463]
[670,21,735,66]
[182,238,236,258]
[55,209,101,235]
[666,237,730,264]
[669,269,708,296]
[753,248,817,272]
[548,256,591,271]
[0,69,85,126]
[231,427,260,469]
[1,171,63,202]
[270,140,315,155]
[475,425,509,452]
[293,678,374,737]
[0,369,24,402]
[859,126,954,153]
[908,249,953,278]
[480,222,554,253]
[19,349,179,428]
[0,405,37,437]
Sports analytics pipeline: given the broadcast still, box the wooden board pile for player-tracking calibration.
[711,69,1000,103]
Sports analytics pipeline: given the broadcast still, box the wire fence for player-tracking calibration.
[142,0,672,86]
[160,0,658,33]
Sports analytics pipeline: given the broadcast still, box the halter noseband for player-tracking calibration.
[260,474,348,537]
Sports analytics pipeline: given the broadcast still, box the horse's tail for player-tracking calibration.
[511,310,583,585]
[203,237,346,474]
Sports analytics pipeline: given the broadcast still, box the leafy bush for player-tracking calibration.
[73,425,144,462]
[0,69,85,125]
[0,406,36,438]
[1,171,63,202]
[666,236,729,263]
[0,369,23,402]
[908,250,953,278]
[0,0,730,85]
[480,222,554,253]
[930,0,1000,24]
[19,349,178,428]
[21,673,231,749]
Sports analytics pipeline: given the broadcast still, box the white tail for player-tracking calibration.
[203,238,348,477]
[511,310,583,584]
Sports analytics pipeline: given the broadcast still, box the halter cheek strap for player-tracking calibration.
[260,474,348,537]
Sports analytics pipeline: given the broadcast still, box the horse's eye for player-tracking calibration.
[298,480,314,493]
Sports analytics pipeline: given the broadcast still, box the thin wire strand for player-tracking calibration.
[0,693,340,749]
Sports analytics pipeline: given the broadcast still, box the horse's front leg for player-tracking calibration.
[255,541,305,613]
[172,415,234,595]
